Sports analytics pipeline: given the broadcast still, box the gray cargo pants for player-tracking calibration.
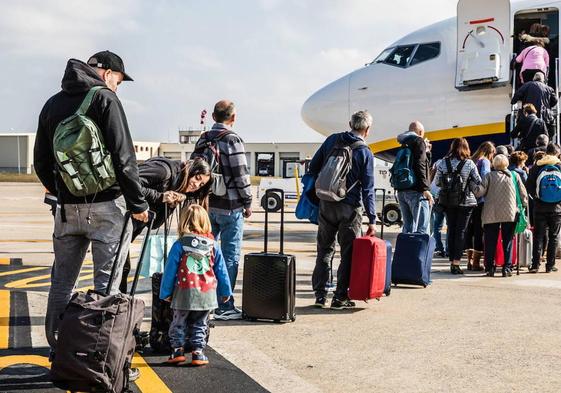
[45,196,132,350]
[312,200,362,300]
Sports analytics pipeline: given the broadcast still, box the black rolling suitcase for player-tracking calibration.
[149,204,173,353]
[50,212,154,393]
[243,189,296,322]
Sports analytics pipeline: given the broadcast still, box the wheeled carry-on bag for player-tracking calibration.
[392,232,435,288]
[348,236,387,301]
[50,212,154,393]
[383,240,393,296]
[517,228,533,273]
[243,189,296,322]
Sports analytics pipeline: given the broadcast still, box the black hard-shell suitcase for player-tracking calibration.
[243,189,296,322]
[50,212,154,393]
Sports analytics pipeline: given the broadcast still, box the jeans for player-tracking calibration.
[45,197,131,350]
[444,206,473,261]
[532,212,561,269]
[210,211,244,311]
[168,309,210,350]
[483,222,515,271]
[397,190,431,234]
[312,201,362,300]
[431,207,446,252]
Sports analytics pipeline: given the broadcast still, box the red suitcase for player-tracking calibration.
[495,231,517,267]
[349,236,387,301]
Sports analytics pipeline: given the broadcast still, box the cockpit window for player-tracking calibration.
[383,45,416,67]
[371,42,441,68]
[373,47,394,64]
[410,42,441,66]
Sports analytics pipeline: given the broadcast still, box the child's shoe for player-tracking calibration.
[191,350,209,366]
[167,347,186,364]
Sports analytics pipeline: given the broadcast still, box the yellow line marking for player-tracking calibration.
[0,266,48,277]
[0,258,10,265]
[132,352,173,393]
[4,270,93,290]
[75,275,139,293]
[369,121,505,153]
[0,290,9,349]
[0,355,51,370]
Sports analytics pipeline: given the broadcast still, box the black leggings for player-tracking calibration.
[445,206,474,262]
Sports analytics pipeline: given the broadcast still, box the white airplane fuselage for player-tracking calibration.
[301,0,559,160]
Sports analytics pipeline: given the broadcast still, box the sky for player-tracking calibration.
[0,0,457,143]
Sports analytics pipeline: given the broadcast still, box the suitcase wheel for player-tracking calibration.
[291,316,296,322]
[386,289,391,296]
[274,319,281,323]
[423,284,427,288]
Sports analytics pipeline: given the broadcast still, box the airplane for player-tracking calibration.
[301,0,561,161]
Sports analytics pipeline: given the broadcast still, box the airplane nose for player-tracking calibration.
[301,75,350,134]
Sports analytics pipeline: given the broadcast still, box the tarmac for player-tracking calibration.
[1,182,561,392]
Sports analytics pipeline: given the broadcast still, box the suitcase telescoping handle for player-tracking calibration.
[130,211,156,296]
[264,188,284,254]
[106,210,155,297]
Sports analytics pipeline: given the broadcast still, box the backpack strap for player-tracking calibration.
[76,86,105,116]
[349,140,367,150]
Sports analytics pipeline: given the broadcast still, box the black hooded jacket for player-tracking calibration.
[33,59,148,214]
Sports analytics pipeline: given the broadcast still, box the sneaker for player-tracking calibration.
[128,367,140,382]
[166,347,186,364]
[546,266,558,273]
[330,297,356,310]
[529,266,539,274]
[191,350,209,366]
[314,296,327,308]
[214,307,243,321]
[450,264,464,275]
[502,268,512,277]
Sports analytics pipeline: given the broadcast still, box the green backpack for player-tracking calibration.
[53,86,116,197]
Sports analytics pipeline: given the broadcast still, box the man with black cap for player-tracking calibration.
[34,51,149,366]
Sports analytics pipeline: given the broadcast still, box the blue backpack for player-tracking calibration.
[390,144,417,190]
[536,165,561,203]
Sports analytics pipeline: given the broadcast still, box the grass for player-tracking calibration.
[0,172,40,182]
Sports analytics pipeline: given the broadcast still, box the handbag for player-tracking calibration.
[511,171,528,234]
[139,205,178,277]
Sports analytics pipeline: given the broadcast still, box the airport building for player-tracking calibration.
[0,131,321,178]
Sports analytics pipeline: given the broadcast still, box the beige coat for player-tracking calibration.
[475,170,529,225]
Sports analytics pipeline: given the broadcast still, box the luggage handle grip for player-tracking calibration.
[264,188,285,254]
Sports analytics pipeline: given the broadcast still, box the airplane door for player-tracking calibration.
[456,0,511,89]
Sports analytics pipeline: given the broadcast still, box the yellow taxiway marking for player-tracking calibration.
[4,270,93,290]
[75,275,137,293]
[0,258,10,265]
[0,355,51,370]
[0,266,49,277]
[0,290,9,349]
[132,352,172,393]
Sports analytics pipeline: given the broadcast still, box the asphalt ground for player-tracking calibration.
[2,183,561,392]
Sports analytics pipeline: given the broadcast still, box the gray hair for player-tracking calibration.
[493,154,509,170]
[533,72,545,82]
[350,110,373,131]
[537,134,549,146]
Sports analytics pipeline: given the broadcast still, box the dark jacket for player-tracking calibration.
[138,157,185,233]
[396,131,431,192]
[527,145,547,165]
[512,113,549,150]
[511,81,558,123]
[33,59,148,214]
[198,123,252,214]
[309,131,376,224]
[526,154,561,214]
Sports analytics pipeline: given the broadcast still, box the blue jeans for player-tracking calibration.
[210,211,244,311]
[168,309,210,350]
[431,208,446,252]
[397,190,431,234]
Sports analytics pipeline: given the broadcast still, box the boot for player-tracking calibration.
[466,249,474,270]
[471,250,484,271]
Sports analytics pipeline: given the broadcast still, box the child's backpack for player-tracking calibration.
[438,158,467,207]
[191,130,234,196]
[315,137,366,202]
[536,165,561,203]
[390,144,416,190]
[177,235,215,291]
[52,86,116,197]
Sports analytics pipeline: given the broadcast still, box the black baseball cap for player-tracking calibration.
[87,50,133,81]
